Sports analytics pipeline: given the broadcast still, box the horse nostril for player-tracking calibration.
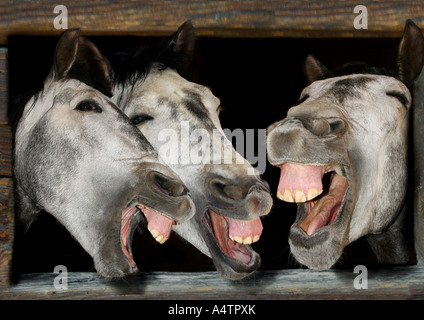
[223,185,244,200]
[328,118,346,136]
[301,117,346,138]
[209,178,247,201]
[308,118,331,136]
[150,171,188,197]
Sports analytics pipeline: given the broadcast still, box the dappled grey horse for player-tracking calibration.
[267,20,424,269]
[109,21,273,280]
[13,29,195,278]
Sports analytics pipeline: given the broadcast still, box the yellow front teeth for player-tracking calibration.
[277,188,322,203]
[148,227,169,244]
[229,234,261,245]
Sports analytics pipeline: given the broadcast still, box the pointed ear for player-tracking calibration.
[397,19,424,88]
[53,28,112,96]
[159,20,197,73]
[303,54,328,85]
[54,28,80,79]
[67,36,113,96]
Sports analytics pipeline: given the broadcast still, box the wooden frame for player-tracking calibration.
[1,0,424,300]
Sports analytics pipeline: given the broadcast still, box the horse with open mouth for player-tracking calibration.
[267,20,424,270]
[108,21,273,280]
[12,29,195,278]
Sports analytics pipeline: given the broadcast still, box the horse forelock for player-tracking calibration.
[109,45,164,88]
[322,62,398,80]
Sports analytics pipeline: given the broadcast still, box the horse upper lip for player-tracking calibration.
[276,162,345,203]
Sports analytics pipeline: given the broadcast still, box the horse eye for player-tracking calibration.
[387,91,408,108]
[75,100,102,113]
[216,106,223,116]
[298,94,310,104]
[132,114,154,125]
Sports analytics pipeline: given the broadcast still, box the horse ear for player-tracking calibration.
[67,36,113,96]
[54,28,80,79]
[397,20,424,88]
[159,20,197,73]
[54,28,113,96]
[303,54,328,85]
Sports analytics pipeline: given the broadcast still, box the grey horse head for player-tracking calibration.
[267,20,424,270]
[13,29,195,278]
[109,21,273,280]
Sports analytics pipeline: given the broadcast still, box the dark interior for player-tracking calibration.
[8,34,405,275]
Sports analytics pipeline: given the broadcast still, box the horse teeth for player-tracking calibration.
[229,235,259,245]
[155,234,164,243]
[277,189,295,202]
[243,236,252,245]
[294,189,306,202]
[232,236,243,244]
[149,228,160,239]
[306,188,322,201]
[278,188,322,203]
[148,228,169,244]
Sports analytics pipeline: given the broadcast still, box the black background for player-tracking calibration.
[8,33,403,275]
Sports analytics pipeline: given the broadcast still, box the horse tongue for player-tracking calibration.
[140,205,175,244]
[277,163,324,202]
[299,173,348,235]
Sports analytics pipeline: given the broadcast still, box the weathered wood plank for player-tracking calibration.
[0,177,14,288]
[1,266,424,299]
[0,48,7,124]
[0,125,12,178]
[0,0,423,44]
[414,66,424,264]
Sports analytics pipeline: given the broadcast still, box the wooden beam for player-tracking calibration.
[0,177,14,288]
[414,67,424,264]
[0,49,7,124]
[1,266,424,299]
[0,1,423,44]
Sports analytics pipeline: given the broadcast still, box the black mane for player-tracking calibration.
[107,35,187,87]
[107,45,159,87]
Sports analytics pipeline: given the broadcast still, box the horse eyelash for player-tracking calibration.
[132,114,154,125]
[297,94,310,104]
[216,106,223,115]
[386,91,409,108]
[75,100,102,113]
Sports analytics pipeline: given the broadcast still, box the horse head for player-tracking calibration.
[13,29,195,278]
[109,21,273,280]
[267,20,424,269]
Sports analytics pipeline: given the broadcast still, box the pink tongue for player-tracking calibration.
[277,163,324,201]
[141,205,175,240]
[299,173,348,235]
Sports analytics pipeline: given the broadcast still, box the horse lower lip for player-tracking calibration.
[121,206,142,268]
